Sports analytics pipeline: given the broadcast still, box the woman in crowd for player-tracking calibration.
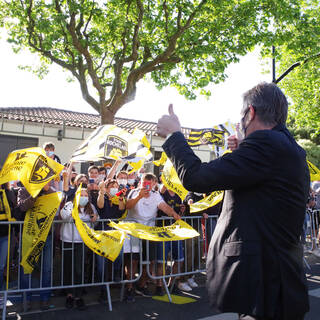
[96,179,126,302]
[63,172,88,203]
[60,187,98,310]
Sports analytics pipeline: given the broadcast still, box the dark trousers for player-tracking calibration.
[62,242,87,298]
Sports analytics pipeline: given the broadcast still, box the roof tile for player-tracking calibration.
[0,107,191,137]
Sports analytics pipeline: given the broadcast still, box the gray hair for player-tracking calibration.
[242,82,288,126]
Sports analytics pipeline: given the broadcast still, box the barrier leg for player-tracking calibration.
[2,291,7,320]
[304,257,311,271]
[120,283,125,302]
[106,284,112,312]
[162,278,172,303]
[23,291,27,312]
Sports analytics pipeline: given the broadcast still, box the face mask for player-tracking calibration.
[46,151,54,157]
[117,179,127,186]
[98,174,105,181]
[109,188,118,197]
[79,196,89,207]
[239,108,250,138]
[128,179,135,185]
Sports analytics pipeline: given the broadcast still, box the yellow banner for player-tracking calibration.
[109,219,199,241]
[154,155,188,201]
[153,152,167,167]
[308,160,320,182]
[190,190,224,213]
[21,192,62,274]
[0,147,64,198]
[72,186,126,262]
[0,189,15,221]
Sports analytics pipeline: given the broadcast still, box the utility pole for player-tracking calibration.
[272,46,276,83]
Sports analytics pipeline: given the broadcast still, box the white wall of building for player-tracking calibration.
[0,119,214,171]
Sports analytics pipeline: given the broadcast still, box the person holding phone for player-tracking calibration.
[96,179,126,302]
[123,173,181,302]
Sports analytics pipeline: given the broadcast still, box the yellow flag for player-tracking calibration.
[109,220,199,241]
[153,152,167,167]
[154,155,188,201]
[0,147,64,198]
[190,190,224,213]
[0,189,15,221]
[308,160,320,181]
[72,186,126,262]
[21,192,63,274]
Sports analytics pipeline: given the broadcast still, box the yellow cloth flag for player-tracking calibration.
[308,160,320,181]
[0,147,64,198]
[154,155,188,201]
[0,189,15,221]
[153,152,167,167]
[21,192,63,274]
[190,190,224,213]
[72,186,126,262]
[109,219,199,241]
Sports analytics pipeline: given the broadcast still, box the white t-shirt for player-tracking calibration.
[123,188,165,253]
[126,188,165,226]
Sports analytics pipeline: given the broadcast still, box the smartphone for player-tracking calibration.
[89,178,95,184]
[143,181,151,191]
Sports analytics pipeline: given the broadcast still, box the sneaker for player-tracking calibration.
[135,285,153,297]
[155,286,165,296]
[178,282,192,292]
[75,298,86,311]
[187,278,198,288]
[65,296,74,309]
[125,288,135,303]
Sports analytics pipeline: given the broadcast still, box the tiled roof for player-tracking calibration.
[0,107,191,136]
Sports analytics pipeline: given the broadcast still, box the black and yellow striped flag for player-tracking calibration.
[187,128,225,147]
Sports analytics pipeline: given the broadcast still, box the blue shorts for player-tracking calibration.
[157,240,184,263]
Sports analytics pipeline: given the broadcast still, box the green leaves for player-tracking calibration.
[1,0,317,124]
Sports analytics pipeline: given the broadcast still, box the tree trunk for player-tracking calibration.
[100,106,115,124]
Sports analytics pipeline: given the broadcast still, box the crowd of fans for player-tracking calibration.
[305,180,320,257]
[0,142,220,311]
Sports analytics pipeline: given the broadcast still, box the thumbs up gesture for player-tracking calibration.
[157,104,182,138]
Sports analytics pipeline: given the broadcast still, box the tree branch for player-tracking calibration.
[163,0,169,36]
[274,52,320,84]
[77,56,100,112]
[26,0,78,77]
[66,7,106,102]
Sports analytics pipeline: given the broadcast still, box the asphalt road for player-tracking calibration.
[7,253,320,320]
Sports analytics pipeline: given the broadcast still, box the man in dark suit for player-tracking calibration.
[157,82,310,320]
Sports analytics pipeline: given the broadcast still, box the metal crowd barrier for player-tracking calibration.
[0,215,218,319]
[304,209,319,252]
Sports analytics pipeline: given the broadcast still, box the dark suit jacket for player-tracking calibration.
[163,124,310,319]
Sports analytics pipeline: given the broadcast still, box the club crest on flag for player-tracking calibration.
[29,155,56,184]
[26,240,45,269]
[104,135,128,159]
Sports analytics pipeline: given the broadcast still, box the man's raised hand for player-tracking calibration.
[157,104,182,138]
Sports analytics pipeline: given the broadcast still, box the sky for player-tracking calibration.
[0,33,272,129]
